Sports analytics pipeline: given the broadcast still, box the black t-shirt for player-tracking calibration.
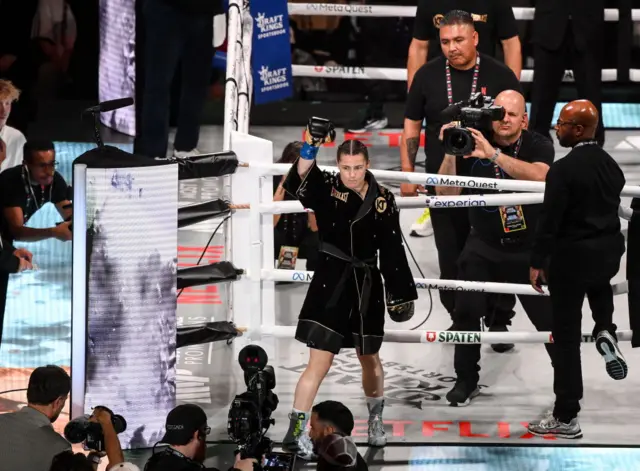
[0,166,69,241]
[413,0,519,60]
[467,130,555,246]
[145,452,224,471]
[405,53,522,175]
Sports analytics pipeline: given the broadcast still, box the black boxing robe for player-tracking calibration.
[628,197,640,348]
[282,160,418,355]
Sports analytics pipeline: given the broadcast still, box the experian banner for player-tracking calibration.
[425,198,488,208]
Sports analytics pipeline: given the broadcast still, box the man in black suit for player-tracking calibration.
[529,1,605,146]
[136,0,223,159]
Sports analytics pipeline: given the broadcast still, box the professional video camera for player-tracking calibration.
[441,92,505,156]
[64,406,127,452]
[227,345,295,471]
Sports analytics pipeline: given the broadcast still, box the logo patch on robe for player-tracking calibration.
[375,196,387,213]
[331,187,349,203]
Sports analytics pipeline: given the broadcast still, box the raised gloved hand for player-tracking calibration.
[301,117,335,160]
[388,301,415,323]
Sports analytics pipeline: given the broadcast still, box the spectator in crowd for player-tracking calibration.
[274,141,319,272]
[346,0,416,133]
[289,0,353,67]
[0,139,70,339]
[0,79,27,172]
[145,404,256,471]
[0,1,39,132]
[0,365,71,470]
[309,401,368,471]
[136,0,223,159]
[0,139,72,244]
[51,406,142,471]
[30,0,77,101]
[529,0,606,146]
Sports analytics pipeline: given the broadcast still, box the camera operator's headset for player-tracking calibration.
[143,425,210,471]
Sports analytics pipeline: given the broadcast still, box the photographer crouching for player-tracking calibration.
[145,404,256,471]
[435,89,557,406]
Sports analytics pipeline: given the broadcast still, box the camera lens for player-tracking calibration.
[450,133,468,151]
[444,128,474,155]
[112,415,127,434]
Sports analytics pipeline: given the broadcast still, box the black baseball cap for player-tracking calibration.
[160,404,209,445]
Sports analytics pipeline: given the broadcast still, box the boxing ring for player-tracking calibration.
[220,1,640,345]
[226,131,638,346]
[203,1,640,455]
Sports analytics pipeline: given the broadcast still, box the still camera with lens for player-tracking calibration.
[442,92,505,156]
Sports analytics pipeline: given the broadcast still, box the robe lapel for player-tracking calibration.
[352,172,378,225]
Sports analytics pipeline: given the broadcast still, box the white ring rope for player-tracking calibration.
[262,269,629,297]
[287,5,628,83]
[260,193,545,214]
[288,4,625,22]
[249,163,640,198]
[292,64,618,84]
[252,325,635,344]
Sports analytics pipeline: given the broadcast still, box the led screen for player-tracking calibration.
[82,164,178,448]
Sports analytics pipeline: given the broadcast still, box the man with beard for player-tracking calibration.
[436,90,555,406]
[145,404,256,471]
[0,365,71,470]
[528,100,627,439]
[401,10,521,349]
[309,401,368,471]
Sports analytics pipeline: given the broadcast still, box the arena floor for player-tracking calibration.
[2,111,640,469]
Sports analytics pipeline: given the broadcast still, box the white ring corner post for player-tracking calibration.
[230,131,275,339]
[71,163,88,419]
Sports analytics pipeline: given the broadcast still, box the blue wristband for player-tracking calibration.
[300,142,320,160]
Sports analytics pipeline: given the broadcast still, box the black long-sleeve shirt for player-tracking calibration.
[531,142,625,268]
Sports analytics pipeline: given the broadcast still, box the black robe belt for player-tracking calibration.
[319,241,377,319]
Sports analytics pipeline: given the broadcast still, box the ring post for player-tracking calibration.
[230,131,275,338]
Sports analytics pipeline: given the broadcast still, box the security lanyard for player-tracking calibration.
[492,135,522,181]
[445,54,480,106]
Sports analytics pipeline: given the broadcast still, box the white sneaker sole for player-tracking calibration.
[596,334,628,380]
[528,427,583,439]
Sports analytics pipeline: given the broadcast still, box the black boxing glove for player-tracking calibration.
[388,301,415,323]
[301,117,336,160]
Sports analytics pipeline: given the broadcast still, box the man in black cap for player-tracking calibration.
[145,404,256,471]
[310,401,368,470]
